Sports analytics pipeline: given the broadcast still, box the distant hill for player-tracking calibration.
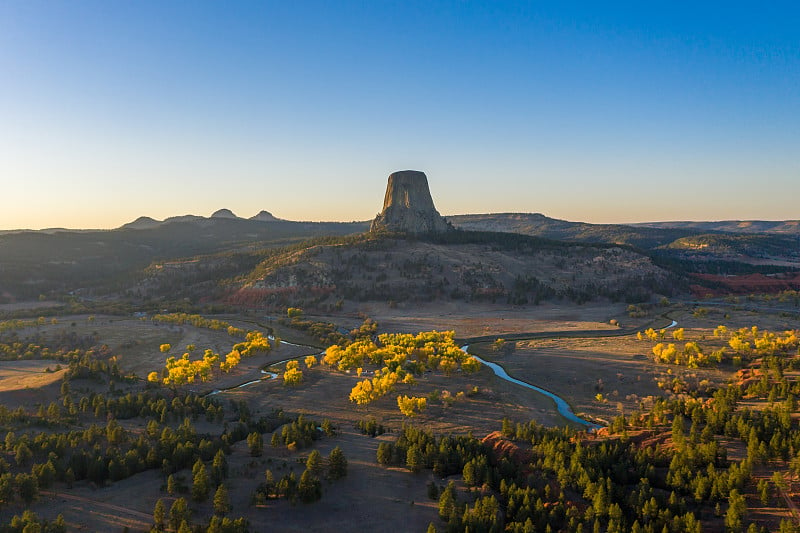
[631,220,800,234]
[447,213,699,249]
[447,213,800,269]
[3,208,799,306]
[119,209,291,229]
[229,231,679,310]
[120,216,162,230]
[211,209,238,219]
[0,217,369,300]
[250,210,281,222]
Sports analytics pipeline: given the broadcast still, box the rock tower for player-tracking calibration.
[370,170,450,234]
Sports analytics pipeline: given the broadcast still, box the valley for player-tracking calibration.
[0,173,797,532]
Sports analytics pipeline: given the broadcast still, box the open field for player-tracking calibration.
[227,356,572,437]
[4,301,800,531]
[471,329,728,424]
[30,427,444,533]
[0,360,67,409]
[7,315,298,385]
[309,300,652,338]
[0,360,66,391]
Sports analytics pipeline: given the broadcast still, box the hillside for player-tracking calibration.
[448,213,800,269]
[229,232,680,310]
[4,207,800,307]
[663,233,800,261]
[0,217,369,301]
[633,219,800,234]
[447,213,698,248]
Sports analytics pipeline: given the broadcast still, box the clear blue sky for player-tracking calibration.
[1,1,798,229]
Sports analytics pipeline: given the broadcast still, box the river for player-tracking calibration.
[208,318,677,429]
[461,318,677,430]
[463,345,602,430]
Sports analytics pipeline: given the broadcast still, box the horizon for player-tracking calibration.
[1,2,798,230]
[3,207,800,233]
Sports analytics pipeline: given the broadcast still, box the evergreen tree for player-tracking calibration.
[212,449,228,485]
[191,461,210,502]
[16,473,38,505]
[438,481,456,520]
[168,498,189,531]
[298,469,322,503]
[306,450,322,476]
[725,489,746,532]
[264,469,275,498]
[153,499,166,531]
[247,432,263,457]
[406,445,423,473]
[213,483,231,515]
[14,442,32,467]
[327,446,348,480]
[377,442,392,465]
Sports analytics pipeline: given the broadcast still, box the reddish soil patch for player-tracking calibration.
[691,273,800,297]
[482,431,532,465]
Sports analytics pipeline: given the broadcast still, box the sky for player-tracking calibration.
[1,1,798,229]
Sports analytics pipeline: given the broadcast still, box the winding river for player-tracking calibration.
[461,318,678,430]
[207,318,678,430]
[464,345,603,430]
[205,348,324,397]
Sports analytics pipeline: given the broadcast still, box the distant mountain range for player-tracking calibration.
[3,210,797,239]
[120,209,283,230]
[1,210,798,303]
[447,213,800,243]
[630,219,800,234]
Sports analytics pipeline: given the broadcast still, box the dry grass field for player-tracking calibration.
[5,301,800,531]
[471,331,728,424]
[314,300,641,338]
[0,360,67,409]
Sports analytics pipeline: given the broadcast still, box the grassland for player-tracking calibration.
[1,300,799,531]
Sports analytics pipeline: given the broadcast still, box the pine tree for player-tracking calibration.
[406,445,423,473]
[191,462,210,502]
[725,489,746,532]
[377,442,392,465]
[438,481,456,520]
[306,450,322,476]
[212,449,228,484]
[247,432,263,457]
[153,499,166,530]
[169,498,189,531]
[327,446,348,480]
[298,469,322,503]
[213,483,231,515]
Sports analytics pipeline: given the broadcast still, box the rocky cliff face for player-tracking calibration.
[370,170,450,234]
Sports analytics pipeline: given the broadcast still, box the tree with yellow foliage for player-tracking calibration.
[397,395,427,417]
[283,360,303,386]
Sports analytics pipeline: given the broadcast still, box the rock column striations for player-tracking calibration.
[370,170,451,234]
